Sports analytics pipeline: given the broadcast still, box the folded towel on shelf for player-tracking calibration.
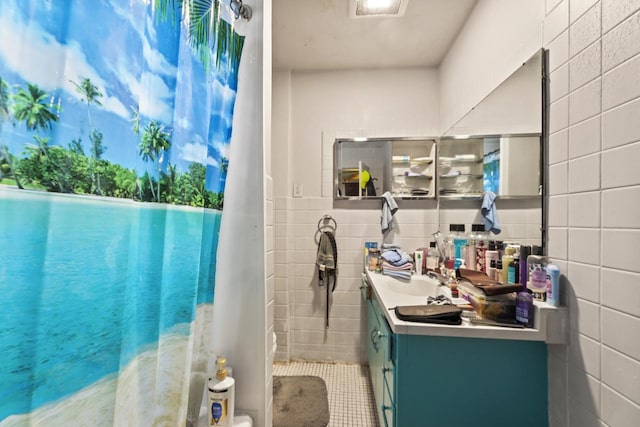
[381,261,413,271]
[481,191,501,234]
[382,269,412,280]
[380,249,410,266]
[381,191,398,235]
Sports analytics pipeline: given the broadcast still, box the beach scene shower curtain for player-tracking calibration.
[0,0,244,425]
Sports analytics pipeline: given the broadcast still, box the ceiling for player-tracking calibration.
[272,0,478,71]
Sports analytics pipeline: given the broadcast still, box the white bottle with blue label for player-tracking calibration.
[208,356,235,427]
[546,264,561,307]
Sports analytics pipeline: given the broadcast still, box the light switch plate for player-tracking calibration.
[293,183,303,198]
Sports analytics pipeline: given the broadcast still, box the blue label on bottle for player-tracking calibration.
[212,402,222,423]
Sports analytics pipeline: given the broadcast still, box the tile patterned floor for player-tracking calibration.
[273,361,379,427]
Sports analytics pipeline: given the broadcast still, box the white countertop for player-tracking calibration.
[365,270,567,344]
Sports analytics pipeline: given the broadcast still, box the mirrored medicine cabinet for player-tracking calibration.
[334,137,436,200]
[333,49,546,203]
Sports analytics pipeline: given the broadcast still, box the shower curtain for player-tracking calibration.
[0,0,244,425]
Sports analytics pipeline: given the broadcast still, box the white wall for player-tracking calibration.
[290,68,440,198]
[439,0,545,133]
[273,67,441,363]
[545,1,640,426]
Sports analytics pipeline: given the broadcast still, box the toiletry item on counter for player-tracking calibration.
[501,246,516,284]
[527,246,548,301]
[485,241,499,277]
[368,248,381,272]
[508,253,520,284]
[546,264,561,307]
[449,224,467,269]
[364,242,377,269]
[520,245,531,286]
[487,259,497,280]
[414,251,424,275]
[473,224,489,272]
[515,291,534,327]
[426,242,439,272]
[494,260,503,282]
[208,355,235,427]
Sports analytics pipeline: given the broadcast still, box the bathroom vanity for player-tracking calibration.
[362,270,566,427]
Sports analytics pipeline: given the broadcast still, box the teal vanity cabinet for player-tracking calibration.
[364,284,549,427]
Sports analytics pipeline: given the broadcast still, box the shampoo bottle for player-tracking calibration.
[208,356,235,427]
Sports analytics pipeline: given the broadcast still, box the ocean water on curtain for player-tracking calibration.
[0,189,220,420]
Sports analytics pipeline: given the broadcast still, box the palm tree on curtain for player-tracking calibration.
[70,77,103,194]
[12,83,59,132]
[139,120,171,202]
[70,77,103,129]
[154,0,245,70]
[12,83,59,189]
[0,77,24,188]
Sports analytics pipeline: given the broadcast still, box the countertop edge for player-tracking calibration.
[366,270,567,343]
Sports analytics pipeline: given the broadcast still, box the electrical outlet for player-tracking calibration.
[293,183,303,198]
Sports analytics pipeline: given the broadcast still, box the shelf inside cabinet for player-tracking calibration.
[439,156,482,163]
[394,174,433,179]
[439,173,482,179]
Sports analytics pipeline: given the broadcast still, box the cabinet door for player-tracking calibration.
[366,298,384,424]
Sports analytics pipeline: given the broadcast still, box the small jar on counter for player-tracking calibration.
[368,248,381,272]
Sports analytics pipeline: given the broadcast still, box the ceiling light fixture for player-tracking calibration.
[349,0,409,18]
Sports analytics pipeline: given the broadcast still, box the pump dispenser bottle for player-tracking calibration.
[208,356,235,427]
[527,246,548,301]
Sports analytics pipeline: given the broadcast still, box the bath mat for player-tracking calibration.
[273,375,329,427]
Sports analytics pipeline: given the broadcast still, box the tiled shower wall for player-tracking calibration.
[545,0,640,425]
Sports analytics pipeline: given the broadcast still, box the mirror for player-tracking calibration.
[334,137,437,200]
[443,50,543,136]
[439,134,541,198]
[439,49,546,245]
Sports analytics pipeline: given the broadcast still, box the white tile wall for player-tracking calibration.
[602,54,640,110]
[551,63,570,102]
[568,116,601,158]
[601,347,640,405]
[602,98,640,149]
[568,78,601,125]
[602,385,640,427]
[602,10,640,72]
[569,41,601,91]
[546,0,570,45]
[569,3,601,56]
[570,0,600,22]
[568,153,600,192]
[548,30,571,72]
[602,0,640,31]
[601,268,640,316]
[545,1,640,425]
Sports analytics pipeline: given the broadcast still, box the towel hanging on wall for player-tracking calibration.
[316,216,338,328]
[481,191,501,234]
[381,191,398,235]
